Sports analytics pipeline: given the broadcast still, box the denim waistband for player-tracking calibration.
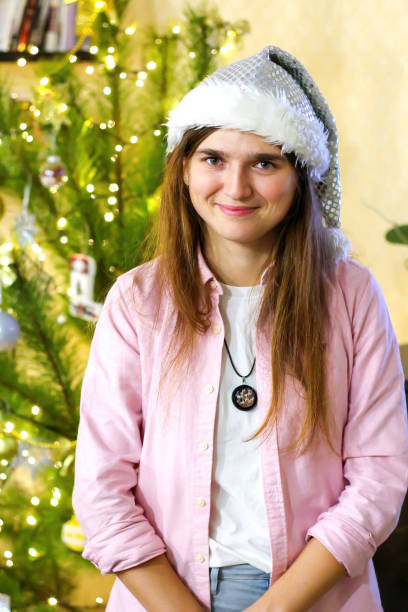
[209,563,271,596]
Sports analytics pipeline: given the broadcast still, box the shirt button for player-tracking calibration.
[195,553,205,563]
[204,384,214,394]
[199,441,209,451]
[213,325,221,334]
[197,497,206,507]
[210,280,217,289]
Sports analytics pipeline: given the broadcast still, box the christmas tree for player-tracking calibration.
[0,1,249,609]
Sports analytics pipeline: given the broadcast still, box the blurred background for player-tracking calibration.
[0,1,407,610]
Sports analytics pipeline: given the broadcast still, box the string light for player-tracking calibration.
[104,212,114,222]
[48,598,58,607]
[108,196,117,205]
[109,183,119,192]
[115,145,122,152]
[96,597,104,604]
[105,55,116,70]
[33,109,41,117]
[6,560,13,567]
[50,498,59,507]
[59,103,68,112]
[20,123,27,130]
[107,120,115,128]
[0,460,8,466]
[95,0,104,8]
[125,26,135,35]
[57,218,67,229]
[119,72,127,79]
[60,236,68,244]
[17,58,27,67]
[103,86,111,95]
[130,135,138,144]
[99,122,107,130]
[28,548,39,558]
[189,52,196,58]
[20,431,28,440]
[29,45,39,55]
[107,46,115,53]
[32,405,40,415]
[86,184,95,193]
[0,474,7,481]
[69,55,78,63]
[40,77,49,86]
[146,61,157,70]
[26,135,33,143]
[172,25,181,34]
[4,551,12,559]
[90,45,98,54]
[136,80,144,88]
[26,515,37,526]
[27,457,36,465]
[137,71,147,80]
[31,497,40,506]
[86,66,94,74]
[153,129,161,136]
[22,450,29,457]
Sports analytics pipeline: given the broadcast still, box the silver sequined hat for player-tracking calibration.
[165,45,351,258]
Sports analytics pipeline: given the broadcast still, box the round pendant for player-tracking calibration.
[232,384,257,411]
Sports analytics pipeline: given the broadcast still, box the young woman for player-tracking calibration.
[73,46,408,611]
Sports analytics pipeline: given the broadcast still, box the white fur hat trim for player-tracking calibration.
[165,82,331,182]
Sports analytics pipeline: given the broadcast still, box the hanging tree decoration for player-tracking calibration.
[39,154,68,193]
[69,254,102,321]
[13,178,38,249]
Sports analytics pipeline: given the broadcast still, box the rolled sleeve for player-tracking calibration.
[306,268,408,577]
[72,276,166,574]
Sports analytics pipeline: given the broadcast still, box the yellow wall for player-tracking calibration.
[1,0,407,342]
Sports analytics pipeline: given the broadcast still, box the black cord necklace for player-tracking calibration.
[223,338,257,411]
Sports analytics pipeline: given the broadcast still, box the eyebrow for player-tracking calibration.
[195,148,284,162]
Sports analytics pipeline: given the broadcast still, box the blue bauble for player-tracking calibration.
[0,311,20,351]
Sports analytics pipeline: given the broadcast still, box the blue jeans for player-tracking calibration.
[210,564,271,611]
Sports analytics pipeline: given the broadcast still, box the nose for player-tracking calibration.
[222,164,252,200]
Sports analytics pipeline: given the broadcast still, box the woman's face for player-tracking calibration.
[183,129,298,253]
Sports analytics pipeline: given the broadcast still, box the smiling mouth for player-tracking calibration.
[216,203,259,217]
[216,204,259,211]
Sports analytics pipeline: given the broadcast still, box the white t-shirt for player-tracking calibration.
[209,282,272,572]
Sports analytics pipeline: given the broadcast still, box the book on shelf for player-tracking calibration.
[29,0,51,49]
[16,0,39,52]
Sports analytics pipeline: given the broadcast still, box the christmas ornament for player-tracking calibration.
[61,514,86,552]
[13,179,38,248]
[39,155,68,193]
[69,254,102,321]
[0,311,20,351]
[0,436,18,461]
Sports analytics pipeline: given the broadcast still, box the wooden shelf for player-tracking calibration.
[0,50,94,62]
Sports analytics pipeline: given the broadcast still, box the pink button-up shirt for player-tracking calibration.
[73,249,408,611]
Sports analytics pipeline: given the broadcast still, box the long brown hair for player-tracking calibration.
[140,126,339,456]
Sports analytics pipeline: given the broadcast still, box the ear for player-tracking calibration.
[182,158,189,185]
